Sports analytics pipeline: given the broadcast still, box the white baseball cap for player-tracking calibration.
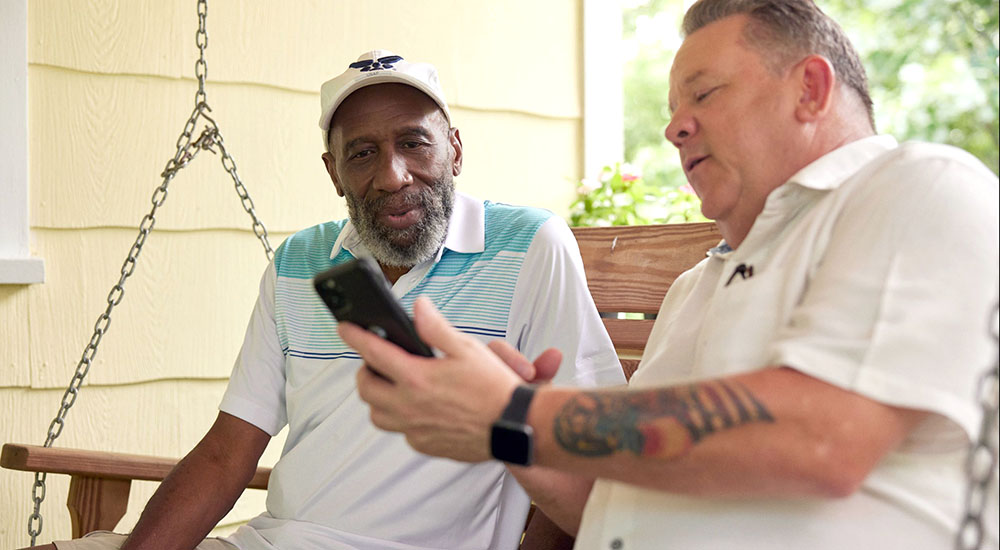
[318,49,451,150]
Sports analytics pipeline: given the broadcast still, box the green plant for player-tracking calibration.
[569,163,707,227]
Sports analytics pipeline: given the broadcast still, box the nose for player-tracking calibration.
[664,111,696,149]
[372,151,413,192]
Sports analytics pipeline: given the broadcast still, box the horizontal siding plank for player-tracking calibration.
[450,109,582,217]
[26,228,281,388]
[28,0,580,118]
[1,383,285,548]
[29,66,342,234]
[28,0,191,78]
[30,67,582,231]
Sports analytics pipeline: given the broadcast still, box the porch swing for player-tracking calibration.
[1,0,276,545]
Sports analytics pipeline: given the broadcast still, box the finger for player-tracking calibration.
[369,408,405,432]
[356,363,410,434]
[531,348,563,383]
[412,296,477,357]
[487,339,536,381]
[355,361,397,406]
[339,321,413,383]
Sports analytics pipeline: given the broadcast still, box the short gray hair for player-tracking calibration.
[683,0,874,127]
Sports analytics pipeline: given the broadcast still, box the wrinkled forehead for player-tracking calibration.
[667,16,751,111]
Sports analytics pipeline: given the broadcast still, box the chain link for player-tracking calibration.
[216,131,274,257]
[956,305,999,550]
[27,0,272,543]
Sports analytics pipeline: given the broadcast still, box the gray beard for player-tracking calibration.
[344,179,455,268]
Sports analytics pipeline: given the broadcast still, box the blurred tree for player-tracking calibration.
[573,0,999,227]
[825,0,999,175]
[621,0,688,200]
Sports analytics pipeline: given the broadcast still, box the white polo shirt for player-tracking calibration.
[221,192,624,550]
[576,136,999,550]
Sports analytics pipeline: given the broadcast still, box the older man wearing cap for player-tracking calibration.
[39,51,624,550]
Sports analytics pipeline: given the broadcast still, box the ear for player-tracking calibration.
[794,55,835,123]
[449,128,464,177]
[321,151,345,197]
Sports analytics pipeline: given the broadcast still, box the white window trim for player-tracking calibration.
[1,0,44,284]
[582,0,625,180]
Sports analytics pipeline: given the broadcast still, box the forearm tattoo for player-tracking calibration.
[554,380,774,458]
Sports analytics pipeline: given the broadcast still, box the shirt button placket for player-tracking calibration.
[609,537,624,550]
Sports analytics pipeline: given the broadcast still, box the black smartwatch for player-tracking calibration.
[490,384,537,466]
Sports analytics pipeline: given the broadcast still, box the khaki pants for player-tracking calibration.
[52,531,238,550]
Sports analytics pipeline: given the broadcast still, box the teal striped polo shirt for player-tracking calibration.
[273,199,551,361]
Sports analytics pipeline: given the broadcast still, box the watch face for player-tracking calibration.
[490,423,534,466]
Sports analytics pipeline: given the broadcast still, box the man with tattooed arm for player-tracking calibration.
[344,0,999,548]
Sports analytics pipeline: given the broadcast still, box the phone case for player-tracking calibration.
[313,257,434,357]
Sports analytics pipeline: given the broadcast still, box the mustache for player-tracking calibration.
[344,177,455,268]
[366,186,435,212]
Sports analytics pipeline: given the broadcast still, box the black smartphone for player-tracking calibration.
[312,257,434,357]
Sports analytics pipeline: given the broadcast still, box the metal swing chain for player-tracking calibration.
[956,305,1000,550]
[27,0,272,544]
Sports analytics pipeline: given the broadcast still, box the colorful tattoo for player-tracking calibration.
[554,380,774,458]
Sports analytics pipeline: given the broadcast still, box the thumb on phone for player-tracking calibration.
[412,296,474,357]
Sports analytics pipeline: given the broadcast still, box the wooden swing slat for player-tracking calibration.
[1,443,271,539]
[1,444,271,489]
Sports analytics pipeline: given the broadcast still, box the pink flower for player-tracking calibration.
[680,184,695,194]
[619,162,642,181]
[578,178,601,195]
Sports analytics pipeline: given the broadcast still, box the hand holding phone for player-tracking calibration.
[313,257,434,358]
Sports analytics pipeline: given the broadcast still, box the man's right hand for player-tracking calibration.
[121,412,270,550]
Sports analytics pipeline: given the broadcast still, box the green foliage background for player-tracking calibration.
[571,0,999,227]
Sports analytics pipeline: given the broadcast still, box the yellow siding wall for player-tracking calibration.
[1,0,584,546]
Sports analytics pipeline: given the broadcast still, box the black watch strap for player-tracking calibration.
[500,384,536,423]
[490,384,537,465]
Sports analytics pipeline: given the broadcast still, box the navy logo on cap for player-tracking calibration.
[349,55,403,72]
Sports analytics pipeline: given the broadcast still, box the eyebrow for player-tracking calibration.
[668,69,708,115]
[399,126,436,141]
[341,126,436,156]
